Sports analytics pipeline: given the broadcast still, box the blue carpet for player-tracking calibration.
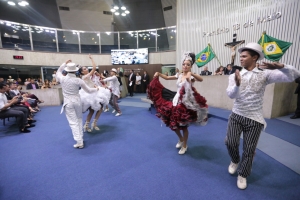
[0,103,300,200]
[208,107,300,147]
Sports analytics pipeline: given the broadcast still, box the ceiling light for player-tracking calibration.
[113,6,119,10]
[45,30,49,32]
[6,23,12,26]
[121,13,126,16]
[7,1,16,6]
[111,9,116,12]
[106,32,111,35]
[121,6,126,10]
[115,12,120,15]
[50,31,55,33]
[125,10,130,14]
[0,21,4,24]
[18,1,29,6]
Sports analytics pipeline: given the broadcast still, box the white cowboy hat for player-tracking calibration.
[238,42,264,61]
[65,63,79,72]
[110,68,117,73]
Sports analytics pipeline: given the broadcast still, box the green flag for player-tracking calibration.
[258,33,292,62]
[195,44,216,67]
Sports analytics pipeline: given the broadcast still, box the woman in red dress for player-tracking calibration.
[148,52,208,154]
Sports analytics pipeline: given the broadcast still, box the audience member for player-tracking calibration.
[7,76,14,83]
[0,77,4,84]
[24,78,31,86]
[225,64,234,75]
[135,72,142,93]
[0,83,33,133]
[16,78,23,85]
[200,66,212,75]
[41,79,51,89]
[127,69,136,97]
[214,66,225,75]
[142,71,150,93]
[26,79,39,90]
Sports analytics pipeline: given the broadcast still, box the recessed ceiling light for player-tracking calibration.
[7,1,16,6]
[114,6,119,10]
[111,9,116,12]
[125,10,130,14]
[115,12,120,15]
[121,13,126,16]
[121,6,126,10]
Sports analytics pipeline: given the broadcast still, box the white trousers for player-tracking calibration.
[64,101,84,144]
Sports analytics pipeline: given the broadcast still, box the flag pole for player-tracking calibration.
[208,43,222,66]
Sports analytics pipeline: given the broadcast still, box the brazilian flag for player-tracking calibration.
[258,33,292,62]
[195,44,216,67]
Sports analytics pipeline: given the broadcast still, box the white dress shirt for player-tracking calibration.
[227,64,300,128]
[103,76,120,97]
[0,93,8,110]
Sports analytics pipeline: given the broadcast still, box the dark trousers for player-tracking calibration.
[128,84,134,96]
[225,113,263,178]
[0,107,28,129]
[135,84,141,93]
[143,83,149,93]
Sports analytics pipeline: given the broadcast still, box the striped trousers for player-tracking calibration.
[225,112,263,178]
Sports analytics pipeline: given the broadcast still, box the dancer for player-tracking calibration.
[56,60,98,149]
[148,52,208,155]
[101,68,122,116]
[225,43,300,189]
[78,55,110,132]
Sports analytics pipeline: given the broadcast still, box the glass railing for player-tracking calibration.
[0,19,176,54]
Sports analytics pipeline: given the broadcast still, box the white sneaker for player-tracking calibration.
[73,143,84,149]
[178,146,188,154]
[104,108,109,112]
[112,109,116,113]
[228,161,239,174]
[237,175,247,190]
[175,141,183,149]
[115,112,122,116]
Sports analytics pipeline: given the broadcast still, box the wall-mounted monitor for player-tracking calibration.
[111,48,148,65]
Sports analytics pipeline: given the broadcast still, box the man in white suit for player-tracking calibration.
[56,60,98,149]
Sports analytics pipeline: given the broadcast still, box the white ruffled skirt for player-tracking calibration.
[79,87,111,112]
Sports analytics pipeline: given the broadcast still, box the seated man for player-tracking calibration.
[26,79,39,90]
[200,66,212,75]
[0,83,34,133]
[224,64,234,75]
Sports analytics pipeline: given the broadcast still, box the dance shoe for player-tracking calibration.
[290,114,300,119]
[175,141,183,149]
[91,120,100,131]
[178,146,188,154]
[115,112,122,116]
[112,109,116,113]
[73,143,84,149]
[104,108,109,112]
[83,122,91,132]
[237,175,247,189]
[228,161,238,174]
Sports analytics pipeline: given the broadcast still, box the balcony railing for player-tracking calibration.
[0,19,176,54]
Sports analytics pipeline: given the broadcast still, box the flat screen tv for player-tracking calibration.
[111,48,148,65]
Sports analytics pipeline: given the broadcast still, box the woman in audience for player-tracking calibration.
[148,52,208,155]
[24,78,31,86]
[214,66,225,75]
[41,79,51,89]
[78,55,110,132]
[16,78,24,85]
[135,72,142,93]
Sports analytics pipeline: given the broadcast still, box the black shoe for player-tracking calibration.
[28,120,37,123]
[26,124,35,128]
[20,128,31,133]
[290,114,300,119]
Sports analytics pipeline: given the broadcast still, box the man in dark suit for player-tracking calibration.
[26,79,39,90]
[200,66,212,75]
[142,71,150,93]
[128,69,136,97]
[290,77,300,119]
[225,64,234,75]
